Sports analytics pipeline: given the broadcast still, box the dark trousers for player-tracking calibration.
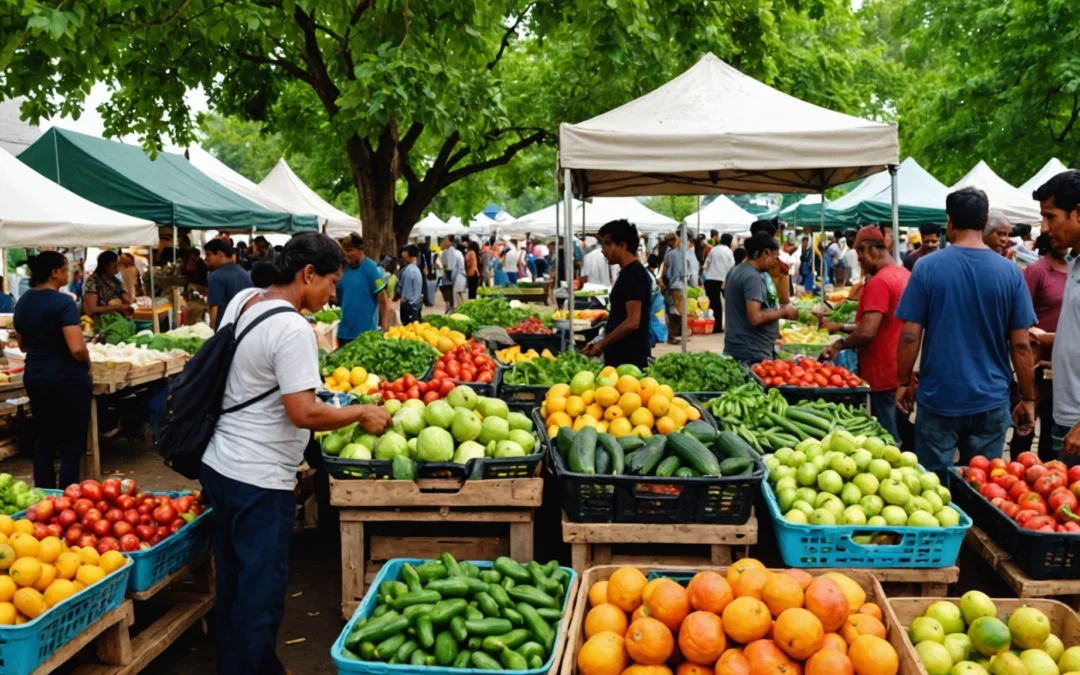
[704,280,724,332]
[201,465,294,675]
[1011,371,1056,460]
[400,300,422,325]
[467,275,480,299]
[26,377,91,489]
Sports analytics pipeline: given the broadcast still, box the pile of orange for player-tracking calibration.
[578,561,899,675]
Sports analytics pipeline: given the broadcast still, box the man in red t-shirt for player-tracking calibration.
[821,226,911,443]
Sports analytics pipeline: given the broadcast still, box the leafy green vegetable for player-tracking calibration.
[97,313,137,345]
[647,352,748,393]
[423,314,475,337]
[686,287,703,300]
[124,332,205,354]
[311,308,342,323]
[456,298,550,329]
[321,332,439,380]
[502,351,602,386]
[826,300,858,325]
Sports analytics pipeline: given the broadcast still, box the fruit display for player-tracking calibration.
[576,565,899,675]
[495,345,556,366]
[647,352,747,393]
[763,429,961,531]
[431,342,497,385]
[0,514,129,623]
[956,453,1080,533]
[340,554,571,667]
[324,365,383,395]
[780,322,833,346]
[423,314,476,337]
[377,373,454,404]
[385,322,470,354]
[0,475,48,515]
[26,480,204,553]
[320,386,538,468]
[904,592,1069,675]
[552,309,608,322]
[538,369,703,440]
[321,332,440,382]
[123,323,212,354]
[502,351,602,387]
[507,317,555,335]
[753,358,867,389]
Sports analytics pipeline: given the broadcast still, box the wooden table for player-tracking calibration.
[966,525,1080,606]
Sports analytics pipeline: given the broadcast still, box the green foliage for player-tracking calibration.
[647,352,749,394]
[97,314,136,345]
[502,351,602,387]
[455,298,544,329]
[321,332,439,381]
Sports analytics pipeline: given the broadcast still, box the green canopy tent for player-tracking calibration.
[19,128,317,233]
[824,157,948,228]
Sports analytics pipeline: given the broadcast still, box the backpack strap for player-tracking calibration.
[221,305,298,415]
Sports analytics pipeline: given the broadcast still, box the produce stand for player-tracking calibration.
[331,475,543,619]
[560,510,757,572]
[964,525,1080,605]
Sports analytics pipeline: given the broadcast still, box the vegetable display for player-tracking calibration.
[495,345,555,366]
[779,322,832,346]
[752,358,866,389]
[311,308,342,323]
[0,474,48,514]
[341,553,571,669]
[456,298,548,329]
[423,314,476,337]
[826,300,858,325]
[88,343,189,367]
[431,342,497,385]
[97,314,137,345]
[377,373,454,404]
[321,332,440,382]
[551,309,607,322]
[957,452,1080,533]
[502,351,601,387]
[507,317,554,335]
[124,332,206,354]
[647,352,747,393]
[325,366,383,395]
[385,322,470,354]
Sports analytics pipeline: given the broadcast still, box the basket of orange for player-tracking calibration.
[566,562,904,675]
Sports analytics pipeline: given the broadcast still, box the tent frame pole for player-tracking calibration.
[889,165,901,263]
[553,152,560,309]
[564,169,574,349]
[819,191,826,304]
[149,253,158,334]
[172,226,178,265]
[681,218,688,353]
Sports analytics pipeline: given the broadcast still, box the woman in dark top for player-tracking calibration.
[583,220,653,369]
[465,241,481,299]
[13,252,92,488]
[83,250,133,326]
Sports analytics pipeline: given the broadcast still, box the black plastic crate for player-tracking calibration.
[749,370,870,409]
[509,332,564,354]
[323,455,468,481]
[949,468,1080,580]
[535,407,764,525]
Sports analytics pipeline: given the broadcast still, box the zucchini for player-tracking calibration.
[715,431,755,459]
[595,448,610,474]
[683,420,718,445]
[568,426,597,474]
[719,457,753,476]
[596,433,625,475]
[616,435,645,452]
[636,436,666,476]
[674,466,699,478]
[655,455,681,477]
[665,432,721,476]
[555,427,575,456]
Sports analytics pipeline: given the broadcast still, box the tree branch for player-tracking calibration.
[292,5,342,115]
[487,9,530,70]
[444,130,546,184]
[234,50,313,84]
[349,0,371,27]
[314,22,346,43]
[398,122,425,157]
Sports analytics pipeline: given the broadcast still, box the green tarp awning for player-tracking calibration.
[19,128,318,232]
[824,157,948,229]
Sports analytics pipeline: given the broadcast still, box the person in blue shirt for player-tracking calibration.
[205,238,254,330]
[335,234,388,346]
[895,187,1037,473]
[397,245,424,325]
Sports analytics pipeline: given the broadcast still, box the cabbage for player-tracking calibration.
[424,400,455,429]
[453,441,487,464]
[416,427,454,462]
[374,431,409,459]
[394,408,427,437]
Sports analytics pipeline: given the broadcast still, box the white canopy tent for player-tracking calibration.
[559,52,899,349]
[1020,158,1071,195]
[184,146,310,224]
[950,161,1041,224]
[409,212,450,239]
[259,158,363,238]
[683,195,756,235]
[505,197,678,237]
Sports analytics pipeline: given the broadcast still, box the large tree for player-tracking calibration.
[3,0,900,256]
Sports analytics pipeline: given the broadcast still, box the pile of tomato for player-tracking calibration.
[377,373,455,404]
[958,452,1080,533]
[751,358,865,389]
[433,341,496,385]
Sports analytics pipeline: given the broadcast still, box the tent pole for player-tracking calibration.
[149,255,158,334]
[172,226,178,265]
[889,165,901,263]
[564,169,574,350]
[681,220,688,353]
[696,195,702,239]
[553,152,560,304]
[819,191,826,304]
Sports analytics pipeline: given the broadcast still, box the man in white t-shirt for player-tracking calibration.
[581,236,616,288]
[842,230,861,284]
[704,233,736,332]
[504,241,521,284]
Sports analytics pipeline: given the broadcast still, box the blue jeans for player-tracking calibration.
[914,404,1010,475]
[868,391,900,447]
[201,465,294,675]
[506,272,520,284]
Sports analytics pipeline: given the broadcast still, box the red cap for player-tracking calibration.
[853,225,885,249]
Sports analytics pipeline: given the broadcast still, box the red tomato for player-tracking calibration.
[477,371,493,384]
[1015,509,1040,525]
[1016,451,1041,468]
[1006,462,1026,479]
[439,379,455,397]
[74,498,94,517]
[402,374,417,389]
[461,367,476,382]
[391,381,405,394]
[1050,488,1080,515]
[1036,472,1067,498]
[1046,460,1069,476]
[1026,464,1048,485]
[1000,501,1021,518]
[1018,491,1049,515]
[989,457,1007,471]
[992,473,1018,491]
[102,478,122,503]
[395,392,408,402]
[1061,521,1080,533]
[812,373,828,387]
[475,355,492,367]
[1069,466,1080,485]
[828,374,843,387]
[80,480,103,502]
[981,483,1008,501]
[1024,515,1057,532]
[819,366,833,378]
[423,390,440,404]
[774,360,790,373]
[969,456,991,472]
[431,369,446,381]
[446,361,462,377]
[406,387,420,399]
[751,364,765,377]
[835,367,852,378]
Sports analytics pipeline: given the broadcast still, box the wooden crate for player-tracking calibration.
[561,510,758,572]
[885,597,1080,675]
[966,525,1080,604]
[559,566,896,675]
[29,601,134,675]
[820,566,957,598]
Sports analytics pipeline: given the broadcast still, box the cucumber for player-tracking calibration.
[616,435,645,452]
[719,457,754,476]
[683,420,718,445]
[595,448,610,474]
[655,455,681,477]
[715,431,755,459]
[674,466,699,478]
[634,436,666,475]
[568,427,597,474]
[555,427,575,456]
[665,432,721,476]
[596,433,625,475]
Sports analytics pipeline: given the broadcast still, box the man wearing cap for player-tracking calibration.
[336,234,389,345]
[821,226,911,443]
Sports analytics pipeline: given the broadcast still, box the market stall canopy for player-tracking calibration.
[185,146,318,234]
[825,157,949,228]
[0,98,40,157]
[779,194,828,226]
[259,158,362,238]
[410,212,452,238]
[0,146,156,246]
[506,197,678,237]
[559,53,899,197]
[1020,158,1072,195]
[950,160,1041,224]
[683,195,756,233]
[18,128,304,232]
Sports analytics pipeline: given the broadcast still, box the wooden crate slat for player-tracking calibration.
[330,476,543,508]
[369,535,507,564]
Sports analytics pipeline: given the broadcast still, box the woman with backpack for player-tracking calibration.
[200,233,391,674]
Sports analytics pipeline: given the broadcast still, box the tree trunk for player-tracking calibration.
[348,135,398,260]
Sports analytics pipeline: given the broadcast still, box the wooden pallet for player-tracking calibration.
[966,525,1080,605]
[30,600,135,675]
[561,510,758,573]
[331,475,542,619]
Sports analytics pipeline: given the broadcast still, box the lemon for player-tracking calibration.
[603,406,624,422]
[616,375,641,395]
[12,520,33,536]
[349,367,368,387]
[0,602,15,625]
[648,394,671,417]
[617,392,642,415]
[632,424,653,439]
[332,367,351,384]
[77,546,100,567]
[629,408,655,429]
[32,563,56,593]
[0,515,13,537]
[55,552,81,581]
[0,576,16,602]
[9,557,42,588]
[594,386,620,408]
[9,533,38,560]
[99,551,127,575]
[44,579,77,608]
[0,544,15,571]
[37,537,62,564]
[608,417,633,437]
[76,565,105,586]
[13,587,45,619]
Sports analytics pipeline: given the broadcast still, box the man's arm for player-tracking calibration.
[822,312,883,360]
[377,288,390,332]
[583,300,642,357]
[1010,327,1037,432]
[895,321,923,413]
[209,305,219,329]
[746,300,796,327]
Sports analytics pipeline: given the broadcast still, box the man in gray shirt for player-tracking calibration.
[397,244,424,325]
[723,232,799,363]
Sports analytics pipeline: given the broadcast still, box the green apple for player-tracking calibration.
[790,450,807,467]
[796,463,820,487]
[817,469,844,494]
[830,454,858,480]
[921,471,943,491]
[911,616,947,644]
[852,473,880,496]
[853,434,869,448]
[774,448,794,465]
[765,457,781,474]
[841,483,863,506]
[805,444,824,461]
[867,515,887,526]
[924,490,945,514]
[927,601,966,634]
[775,476,799,492]
[796,487,818,504]
[884,445,903,466]
[904,473,924,496]
[936,486,953,504]
[880,478,912,505]
[785,509,809,524]
[777,488,798,512]
[812,455,830,470]
[852,449,874,472]
[904,496,933,516]
[843,505,867,525]
[900,450,919,467]
[773,465,797,482]
[859,494,885,517]
[792,499,815,516]
[810,509,837,525]
[821,498,845,518]
[869,458,893,481]
[882,505,908,525]
[908,510,940,527]
[862,436,886,457]
[816,491,840,508]
[936,505,962,528]
[796,438,820,453]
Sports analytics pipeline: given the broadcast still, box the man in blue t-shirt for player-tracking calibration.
[335,234,389,345]
[895,187,1037,473]
[205,238,253,329]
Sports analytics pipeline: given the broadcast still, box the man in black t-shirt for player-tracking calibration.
[583,219,652,369]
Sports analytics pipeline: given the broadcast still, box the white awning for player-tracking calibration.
[0,146,156,246]
[1020,158,1072,196]
[950,161,1041,224]
[259,158,363,237]
[683,195,756,233]
[185,146,315,223]
[505,197,678,237]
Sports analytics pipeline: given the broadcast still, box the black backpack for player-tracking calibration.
[155,305,297,479]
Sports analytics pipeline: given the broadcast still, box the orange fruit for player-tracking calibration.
[762,573,804,618]
[655,417,677,435]
[667,405,688,428]
[715,648,751,675]
[822,633,848,654]
[678,664,713,675]
[733,568,772,600]
[608,567,649,613]
[644,580,690,632]
[782,569,813,591]
[803,577,849,633]
[630,408,655,429]
[0,602,14,625]
[55,552,80,580]
[590,581,610,607]
[12,520,32,536]
[617,375,642,395]
[76,565,105,586]
[587,603,630,639]
[648,395,671,417]
[841,615,887,644]
[9,533,39,560]
[805,650,854,675]
[678,612,727,666]
[99,550,127,575]
[610,418,634,437]
[0,576,13,603]
[32,563,56,593]
[744,639,801,675]
[566,396,586,418]
[632,605,649,623]
[639,386,656,406]
[822,573,866,613]
[687,571,734,614]
[619,393,643,415]
[624,667,674,675]
[0,515,13,536]
[605,406,626,422]
[847,636,897,675]
[9,558,41,588]
[721,597,772,644]
[626,617,675,666]
[0,544,13,571]
[579,632,628,675]
[596,386,621,408]
[37,537,63,564]
[548,383,572,400]
[726,559,766,587]
[643,578,676,605]
[857,603,883,622]
[77,546,100,567]
[773,608,825,660]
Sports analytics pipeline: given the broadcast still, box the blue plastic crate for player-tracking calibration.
[0,558,131,675]
[125,505,214,593]
[762,478,972,568]
[331,558,577,675]
[10,490,63,520]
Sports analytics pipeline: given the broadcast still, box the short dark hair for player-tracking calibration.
[401,244,419,259]
[1034,233,1052,256]
[733,248,747,265]
[340,233,363,250]
[710,230,719,237]
[597,219,640,253]
[443,234,456,245]
[96,250,119,273]
[253,235,269,246]
[719,233,733,247]
[1033,169,1080,213]
[204,238,234,258]
[28,251,67,285]
[1011,224,1031,238]
[745,232,779,258]
[750,219,777,237]
[251,260,275,288]
[269,232,346,285]
[918,224,941,237]
[946,187,990,231]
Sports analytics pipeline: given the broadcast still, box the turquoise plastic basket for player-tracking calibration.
[331,558,577,675]
[763,478,972,568]
[10,490,63,520]
[0,558,131,675]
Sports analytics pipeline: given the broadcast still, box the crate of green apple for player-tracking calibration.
[321,384,543,481]
[26,478,214,592]
[951,452,1080,579]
